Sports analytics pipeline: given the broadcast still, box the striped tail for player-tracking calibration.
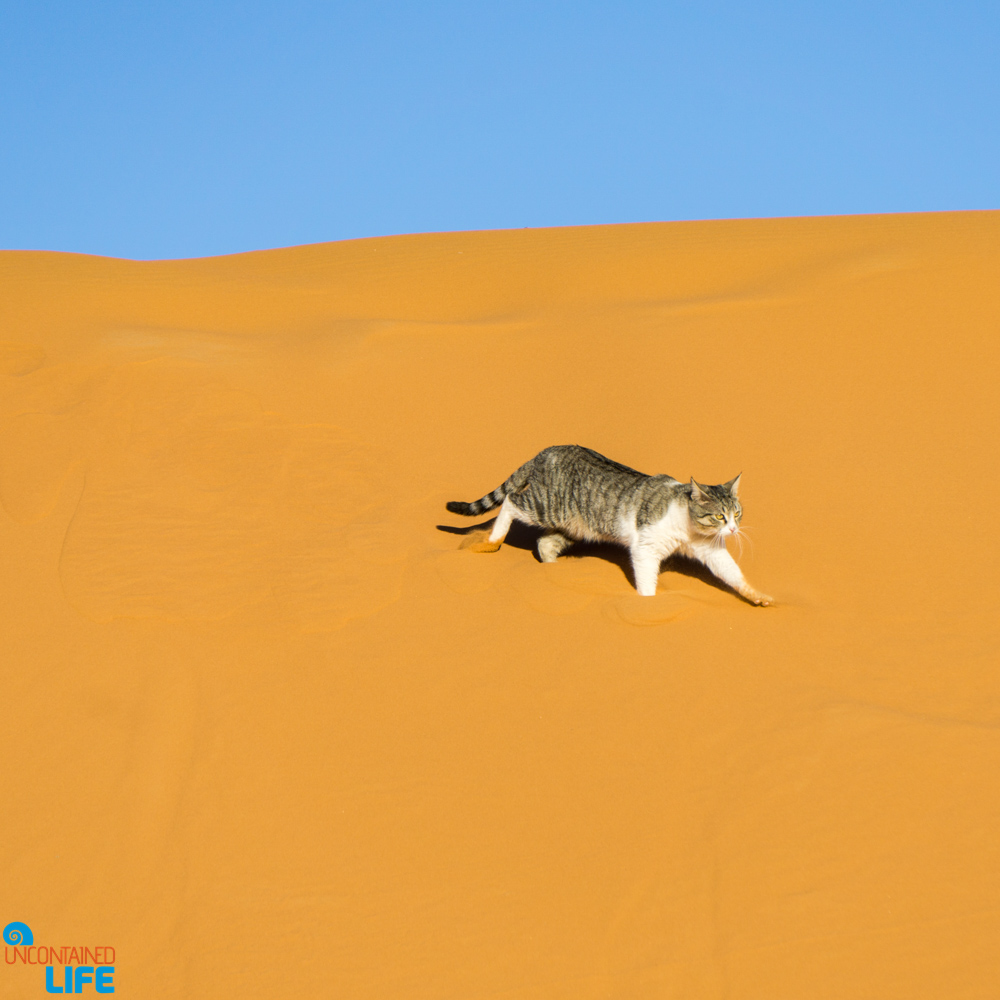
[446,463,531,517]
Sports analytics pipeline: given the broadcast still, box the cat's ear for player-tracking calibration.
[723,473,741,496]
[689,477,708,501]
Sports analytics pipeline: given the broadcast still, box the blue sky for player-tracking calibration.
[2,1,998,260]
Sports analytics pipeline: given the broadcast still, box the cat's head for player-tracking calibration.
[688,475,742,537]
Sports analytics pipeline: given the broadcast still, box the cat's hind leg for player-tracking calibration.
[537,531,572,563]
[465,497,518,553]
[488,496,517,544]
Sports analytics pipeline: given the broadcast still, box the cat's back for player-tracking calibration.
[520,445,654,536]
[531,444,647,483]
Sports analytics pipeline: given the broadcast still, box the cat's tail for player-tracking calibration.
[446,463,531,516]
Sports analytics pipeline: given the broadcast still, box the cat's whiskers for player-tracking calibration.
[734,526,755,558]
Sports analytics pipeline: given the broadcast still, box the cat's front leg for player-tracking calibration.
[630,544,663,596]
[698,547,773,606]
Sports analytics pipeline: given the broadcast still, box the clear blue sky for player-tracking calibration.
[2,1,998,260]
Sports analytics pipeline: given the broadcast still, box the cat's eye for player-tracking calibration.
[714,514,725,520]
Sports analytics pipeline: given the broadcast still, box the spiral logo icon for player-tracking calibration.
[2,922,33,946]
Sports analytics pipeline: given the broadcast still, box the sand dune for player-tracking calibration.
[2,212,999,998]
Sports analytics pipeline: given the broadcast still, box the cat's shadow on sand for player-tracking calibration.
[436,518,740,599]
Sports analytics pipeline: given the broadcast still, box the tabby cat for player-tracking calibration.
[446,445,772,605]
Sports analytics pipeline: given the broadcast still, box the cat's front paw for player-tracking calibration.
[737,584,774,608]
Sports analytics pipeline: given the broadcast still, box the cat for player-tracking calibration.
[446,444,772,605]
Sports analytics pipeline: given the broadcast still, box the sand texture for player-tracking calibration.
[3,212,1000,998]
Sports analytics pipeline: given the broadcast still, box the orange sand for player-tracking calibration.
[2,212,999,998]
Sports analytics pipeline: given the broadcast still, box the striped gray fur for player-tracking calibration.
[446,444,771,604]
[446,445,740,532]
[445,462,532,517]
